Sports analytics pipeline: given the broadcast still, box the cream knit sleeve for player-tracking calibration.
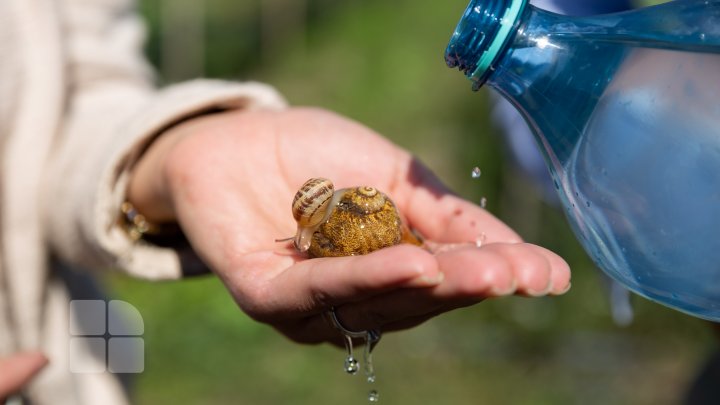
[43,0,287,279]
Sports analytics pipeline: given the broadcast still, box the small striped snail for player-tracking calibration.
[280,178,422,257]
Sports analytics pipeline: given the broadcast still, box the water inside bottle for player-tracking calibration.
[562,47,720,319]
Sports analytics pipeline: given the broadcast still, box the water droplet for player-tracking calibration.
[344,356,359,374]
[480,197,487,208]
[471,167,482,179]
[362,330,380,400]
[363,332,377,382]
[340,334,359,374]
[700,33,707,41]
[475,232,487,248]
[336,326,381,401]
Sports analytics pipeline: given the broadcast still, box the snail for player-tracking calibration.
[282,178,422,258]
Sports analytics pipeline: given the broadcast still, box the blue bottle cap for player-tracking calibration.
[472,0,527,80]
[445,0,528,87]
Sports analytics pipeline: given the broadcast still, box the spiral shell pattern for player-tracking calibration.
[292,178,334,228]
[287,178,422,257]
[308,186,402,257]
[353,186,385,213]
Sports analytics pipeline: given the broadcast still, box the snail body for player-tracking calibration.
[289,178,421,258]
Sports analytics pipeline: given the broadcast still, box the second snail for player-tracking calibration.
[284,178,423,258]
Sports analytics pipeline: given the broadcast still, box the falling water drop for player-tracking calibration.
[344,356,359,375]
[480,197,487,208]
[335,324,382,402]
[363,335,376,381]
[471,167,482,178]
[362,330,380,401]
[342,335,359,375]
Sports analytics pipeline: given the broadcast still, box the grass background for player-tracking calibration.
[102,0,717,404]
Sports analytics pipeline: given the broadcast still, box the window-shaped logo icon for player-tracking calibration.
[69,300,144,373]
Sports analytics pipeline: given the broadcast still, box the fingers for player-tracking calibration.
[0,351,49,398]
[320,242,569,332]
[523,244,572,296]
[274,242,570,343]
[236,245,444,321]
[434,243,570,297]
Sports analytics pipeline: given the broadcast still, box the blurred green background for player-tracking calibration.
[103,0,717,404]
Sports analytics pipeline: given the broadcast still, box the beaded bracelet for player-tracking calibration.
[119,201,161,241]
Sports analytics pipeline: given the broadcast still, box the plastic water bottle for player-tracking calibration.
[445,0,720,320]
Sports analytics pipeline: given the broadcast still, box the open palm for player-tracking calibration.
[131,107,570,344]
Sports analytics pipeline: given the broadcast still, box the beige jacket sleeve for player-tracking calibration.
[43,0,288,280]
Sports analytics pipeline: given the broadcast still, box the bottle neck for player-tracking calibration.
[445,0,528,89]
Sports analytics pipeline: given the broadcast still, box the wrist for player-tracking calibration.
[126,120,190,224]
[127,109,238,224]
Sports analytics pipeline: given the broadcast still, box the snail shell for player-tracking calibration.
[290,178,422,258]
[292,178,335,252]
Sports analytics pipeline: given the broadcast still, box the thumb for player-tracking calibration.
[0,351,49,398]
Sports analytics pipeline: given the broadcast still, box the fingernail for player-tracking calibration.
[526,280,553,297]
[414,271,445,286]
[555,282,572,295]
[490,279,517,296]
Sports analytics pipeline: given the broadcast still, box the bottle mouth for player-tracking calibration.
[445,0,527,88]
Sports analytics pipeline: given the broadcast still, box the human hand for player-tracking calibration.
[128,107,571,344]
[0,352,48,401]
